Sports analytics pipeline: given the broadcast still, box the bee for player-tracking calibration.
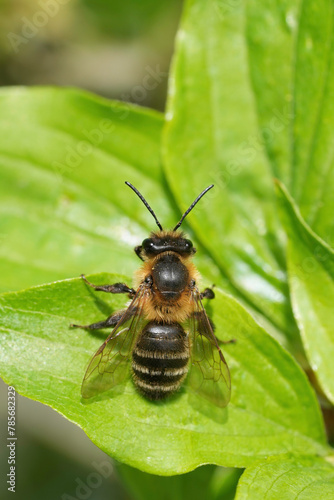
[71,182,232,407]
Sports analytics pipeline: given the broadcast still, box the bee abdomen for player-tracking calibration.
[132,321,189,400]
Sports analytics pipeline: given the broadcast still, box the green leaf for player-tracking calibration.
[277,181,334,404]
[118,464,215,500]
[246,0,334,243]
[118,464,241,500]
[0,86,227,298]
[235,455,334,500]
[0,87,177,293]
[163,0,297,343]
[209,467,243,500]
[246,0,299,186]
[0,275,327,474]
[291,0,334,235]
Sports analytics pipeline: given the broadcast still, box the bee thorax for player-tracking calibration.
[152,254,189,298]
[132,321,190,400]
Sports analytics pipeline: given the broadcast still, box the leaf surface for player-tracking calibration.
[0,274,327,474]
[235,455,334,500]
[247,0,334,243]
[0,87,177,293]
[277,181,334,404]
[163,0,297,343]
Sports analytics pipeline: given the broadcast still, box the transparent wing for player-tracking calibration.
[81,284,150,398]
[187,287,231,408]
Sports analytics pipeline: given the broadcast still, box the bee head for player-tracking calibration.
[141,233,196,257]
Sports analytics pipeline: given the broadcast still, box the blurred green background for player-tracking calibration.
[0,1,200,499]
[0,0,182,109]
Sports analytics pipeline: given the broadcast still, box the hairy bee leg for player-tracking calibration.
[70,308,132,330]
[200,287,215,299]
[206,322,236,346]
[205,318,236,345]
[81,274,136,297]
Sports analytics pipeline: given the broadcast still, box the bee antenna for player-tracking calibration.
[125,181,163,231]
[173,184,214,231]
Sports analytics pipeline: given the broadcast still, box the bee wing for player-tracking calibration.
[81,284,150,399]
[187,287,231,408]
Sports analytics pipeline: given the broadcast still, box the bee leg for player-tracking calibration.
[205,317,236,345]
[80,274,136,297]
[205,316,236,345]
[220,338,236,345]
[70,308,133,329]
[193,310,216,331]
[200,287,215,299]
[193,310,236,344]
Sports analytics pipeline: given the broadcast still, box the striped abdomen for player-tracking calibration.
[132,321,190,400]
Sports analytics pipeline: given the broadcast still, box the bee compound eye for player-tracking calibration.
[142,238,154,251]
[185,239,193,249]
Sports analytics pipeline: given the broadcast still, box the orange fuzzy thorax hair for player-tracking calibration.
[134,246,200,324]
